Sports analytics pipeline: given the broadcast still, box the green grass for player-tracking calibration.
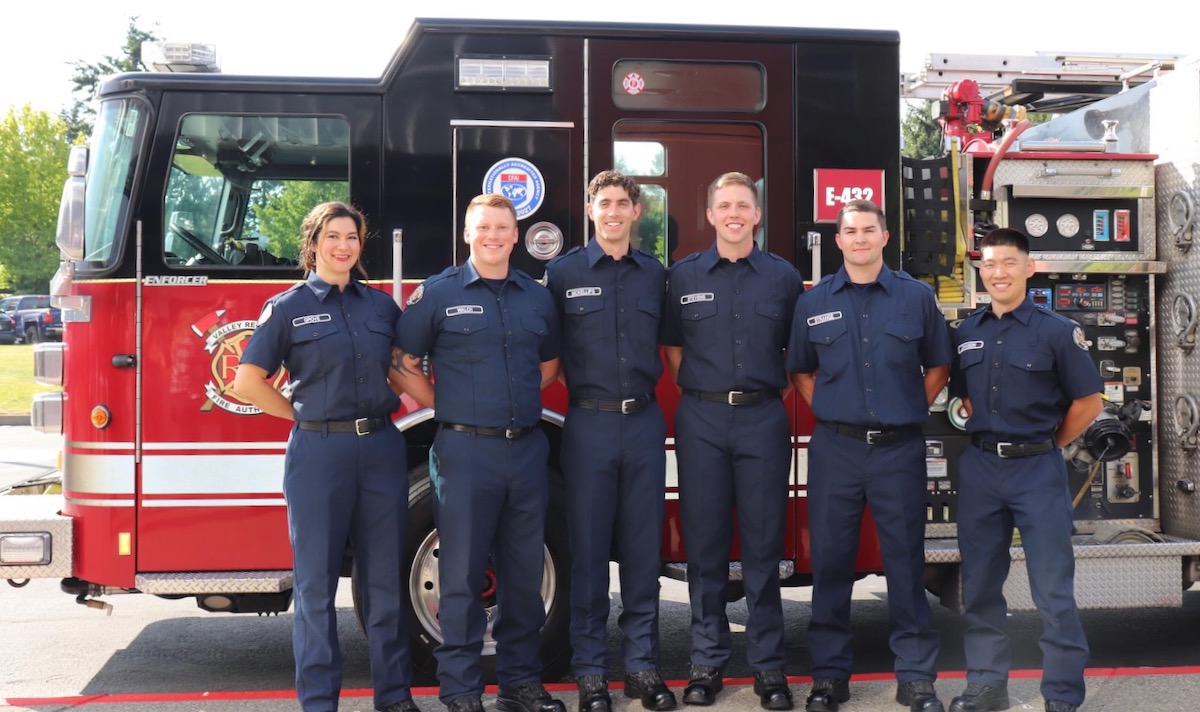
[0,344,57,415]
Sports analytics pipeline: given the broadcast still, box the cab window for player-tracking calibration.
[163,114,350,269]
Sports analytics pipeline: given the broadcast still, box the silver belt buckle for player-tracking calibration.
[727,390,743,405]
[505,427,518,439]
[996,441,1014,457]
[621,398,637,414]
[866,429,883,445]
[355,418,372,436]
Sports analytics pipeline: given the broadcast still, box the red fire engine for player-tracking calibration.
[5,18,1200,684]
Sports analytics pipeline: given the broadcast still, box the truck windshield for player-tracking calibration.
[83,99,145,269]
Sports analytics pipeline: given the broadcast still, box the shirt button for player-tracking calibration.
[511,377,516,382]
[358,377,364,383]
[620,308,625,313]
[736,364,743,369]
[619,333,625,338]
[735,339,742,345]
[992,385,998,391]
[352,332,357,337]
[356,353,362,359]
[862,337,869,343]
[620,357,626,363]
[735,314,741,319]
[735,289,741,294]
[862,314,868,318]
[865,362,871,368]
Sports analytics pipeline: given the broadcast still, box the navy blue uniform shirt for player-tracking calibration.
[950,297,1102,440]
[397,259,560,429]
[787,265,951,427]
[545,239,665,399]
[661,244,802,392]
[240,273,402,422]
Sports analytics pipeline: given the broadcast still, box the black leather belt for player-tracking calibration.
[298,417,389,436]
[441,422,536,439]
[824,422,923,445]
[974,437,1056,458]
[569,394,653,414]
[683,389,779,406]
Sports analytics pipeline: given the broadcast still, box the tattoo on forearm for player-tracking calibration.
[391,350,418,377]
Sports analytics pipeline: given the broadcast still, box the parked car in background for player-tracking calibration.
[0,295,63,344]
[0,310,16,344]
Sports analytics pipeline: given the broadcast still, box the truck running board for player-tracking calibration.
[135,570,293,595]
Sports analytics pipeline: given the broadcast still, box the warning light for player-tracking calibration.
[90,405,112,430]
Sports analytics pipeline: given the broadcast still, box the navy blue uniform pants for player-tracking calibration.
[675,396,790,671]
[563,403,667,676]
[430,427,550,702]
[957,445,1088,706]
[806,424,939,683]
[283,425,411,712]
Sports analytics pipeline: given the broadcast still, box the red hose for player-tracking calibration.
[981,119,1033,197]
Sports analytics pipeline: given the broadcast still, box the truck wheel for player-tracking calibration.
[24,326,39,344]
[352,461,573,685]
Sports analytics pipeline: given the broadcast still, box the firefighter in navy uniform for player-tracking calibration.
[787,199,949,712]
[233,202,416,712]
[948,229,1101,712]
[544,171,675,712]
[661,172,802,711]
[393,194,565,712]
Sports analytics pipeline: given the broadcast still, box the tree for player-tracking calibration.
[0,106,73,293]
[254,181,350,261]
[62,17,159,144]
[902,100,945,159]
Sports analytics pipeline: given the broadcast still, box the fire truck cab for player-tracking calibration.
[2,18,901,681]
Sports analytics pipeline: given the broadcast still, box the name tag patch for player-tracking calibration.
[446,305,484,317]
[806,311,843,327]
[681,292,715,305]
[958,340,984,354]
[292,313,332,327]
[566,287,602,299]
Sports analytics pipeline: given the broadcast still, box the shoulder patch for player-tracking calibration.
[1073,326,1090,351]
[406,283,424,306]
[257,301,274,326]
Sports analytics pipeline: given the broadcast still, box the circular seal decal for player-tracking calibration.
[483,158,545,220]
[622,72,646,96]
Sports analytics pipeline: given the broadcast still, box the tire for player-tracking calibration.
[24,325,39,344]
[352,460,573,685]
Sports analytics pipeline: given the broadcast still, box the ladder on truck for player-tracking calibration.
[903,51,1181,112]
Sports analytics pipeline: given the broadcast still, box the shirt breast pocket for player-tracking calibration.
[810,318,849,379]
[1006,348,1055,393]
[884,320,922,372]
[365,318,395,361]
[681,298,719,348]
[291,320,342,378]
[755,300,788,344]
[440,314,489,363]
[563,295,606,348]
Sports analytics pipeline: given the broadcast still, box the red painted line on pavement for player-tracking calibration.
[9,668,1200,707]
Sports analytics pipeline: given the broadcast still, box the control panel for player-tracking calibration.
[1006,198,1142,253]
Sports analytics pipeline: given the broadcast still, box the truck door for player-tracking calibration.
[586,39,800,561]
[135,92,381,573]
[452,123,575,278]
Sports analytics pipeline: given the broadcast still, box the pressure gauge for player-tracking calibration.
[1057,213,1081,238]
[1025,213,1049,238]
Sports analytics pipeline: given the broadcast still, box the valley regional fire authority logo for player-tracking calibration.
[191,309,288,414]
[482,157,545,219]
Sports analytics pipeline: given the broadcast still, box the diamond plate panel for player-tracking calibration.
[0,495,73,580]
[1153,57,1200,541]
[927,537,1200,610]
[135,570,293,595]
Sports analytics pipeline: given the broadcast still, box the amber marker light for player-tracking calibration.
[90,405,112,429]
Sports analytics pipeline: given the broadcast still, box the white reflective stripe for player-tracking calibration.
[141,498,287,508]
[63,453,135,494]
[65,496,135,508]
[141,441,286,451]
[141,454,283,494]
[67,441,135,451]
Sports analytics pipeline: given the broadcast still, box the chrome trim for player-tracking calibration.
[1010,184,1154,200]
[62,453,136,494]
[449,119,575,128]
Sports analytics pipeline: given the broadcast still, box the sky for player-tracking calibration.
[2,1,1196,115]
